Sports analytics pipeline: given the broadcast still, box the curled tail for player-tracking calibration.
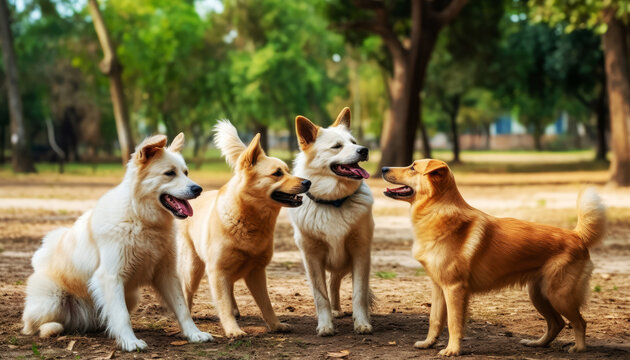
[574,187,606,247]
[213,120,246,168]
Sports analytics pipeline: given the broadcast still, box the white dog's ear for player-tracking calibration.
[331,107,351,128]
[169,132,185,153]
[296,115,319,150]
[135,135,167,164]
[240,133,264,167]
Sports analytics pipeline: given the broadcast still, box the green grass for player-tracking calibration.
[0,149,609,180]
[593,285,602,293]
[375,271,397,279]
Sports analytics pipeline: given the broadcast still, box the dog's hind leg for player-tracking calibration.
[329,272,345,318]
[177,235,206,311]
[245,268,291,333]
[22,272,66,338]
[520,280,564,348]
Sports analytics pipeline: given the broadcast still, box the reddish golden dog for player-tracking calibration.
[382,159,605,356]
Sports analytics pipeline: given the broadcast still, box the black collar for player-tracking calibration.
[305,189,357,208]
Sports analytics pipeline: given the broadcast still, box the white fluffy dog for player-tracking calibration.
[288,107,375,336]
[21,133,213,351]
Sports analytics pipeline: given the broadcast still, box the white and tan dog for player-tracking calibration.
[177,121,311,337]
[288,107,374,336]
[22,133,213,351]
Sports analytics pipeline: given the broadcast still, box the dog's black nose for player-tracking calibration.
[190,185,203,196]
[357,147,369,157]
[302,179,312,190]
[382,167,390,174]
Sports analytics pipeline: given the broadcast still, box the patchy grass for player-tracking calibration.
[375,271,397,279]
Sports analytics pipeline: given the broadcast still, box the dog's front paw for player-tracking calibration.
[354,322,373,334]
[567,344,586,353]
[225,328,247,338]
[119,337,148,352]
[316,324,335,337]
[414,338,436,349]
[270,322,292,333]
[186,331,213,343]
[520,338,544,347]
[438,346,461,357]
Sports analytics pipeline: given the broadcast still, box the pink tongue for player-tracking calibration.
[169,196,193,216]
[349,166,370,179]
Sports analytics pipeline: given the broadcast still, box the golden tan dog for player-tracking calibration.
[382,159,605,356]
[177,120,311,337]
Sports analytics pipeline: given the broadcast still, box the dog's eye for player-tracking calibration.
[410,166,415,171]
[350,140,356,145]
[184,170,188,176]
[164,170,176,176]
[331,143,343,149]
[272,169,283,177]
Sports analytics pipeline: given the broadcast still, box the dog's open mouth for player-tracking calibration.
[331,163,370,180]
[160,194,193,219]
[384,185,414,199]
[271,191,304,207]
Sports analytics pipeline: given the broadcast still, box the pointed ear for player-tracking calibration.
[168,132,185,153]
[423,159,449,176]
[331,107,351,128]
[135,135,167,164]
[241,133,264,167]
[295,115,319,150]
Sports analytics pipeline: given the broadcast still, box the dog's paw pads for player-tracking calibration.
[119,338,148,352]
[353,323,373,334]
[187,331,213,343]
[438,347,460,357]
[316,324,335,337]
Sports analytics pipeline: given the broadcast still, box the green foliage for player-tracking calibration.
[375,271,397,279]
[529,0,630,33]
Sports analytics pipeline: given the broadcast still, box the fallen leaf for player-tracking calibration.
[8,345,18,350]
[104,349,116,359]
[150,354,161,359]
[66,340,77,351]
[56,336,68,341]
[170,340,188,346]
[388,341,396,345]
[165,330,180,336]
[326,350,350,358]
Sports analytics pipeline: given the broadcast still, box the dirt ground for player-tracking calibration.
[1,173,629,359]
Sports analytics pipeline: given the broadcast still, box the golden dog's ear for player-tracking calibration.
[296,115,319,150]
[135,135,167,164]
[423,159,449,176]
[168,132,185,153]
[241,133,264,167]
[331,107,351,128]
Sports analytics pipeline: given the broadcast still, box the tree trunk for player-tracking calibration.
[253,119,269,152]
[449,96,461,163]
[0,0,36,173]
[602,12,630,185]
[88,0,134,165]
[0,122,5,164]
[594,85,608,161]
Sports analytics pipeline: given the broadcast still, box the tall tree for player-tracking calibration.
[88,0,134,164]
[0,0,35,172]
[329,0,468,169]
[530,0,630,185]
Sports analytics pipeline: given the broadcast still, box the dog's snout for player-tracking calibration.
[382,167,390,174]
[357,147,369,157]
[301,179,312,190]
[190,185,203,197]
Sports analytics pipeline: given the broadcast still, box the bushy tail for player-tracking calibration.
[574,187,606,247]
[213,120,246,168]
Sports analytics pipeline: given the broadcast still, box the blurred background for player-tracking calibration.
[0,0,628,185]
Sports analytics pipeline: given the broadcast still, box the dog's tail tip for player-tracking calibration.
[575,187,606,247]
